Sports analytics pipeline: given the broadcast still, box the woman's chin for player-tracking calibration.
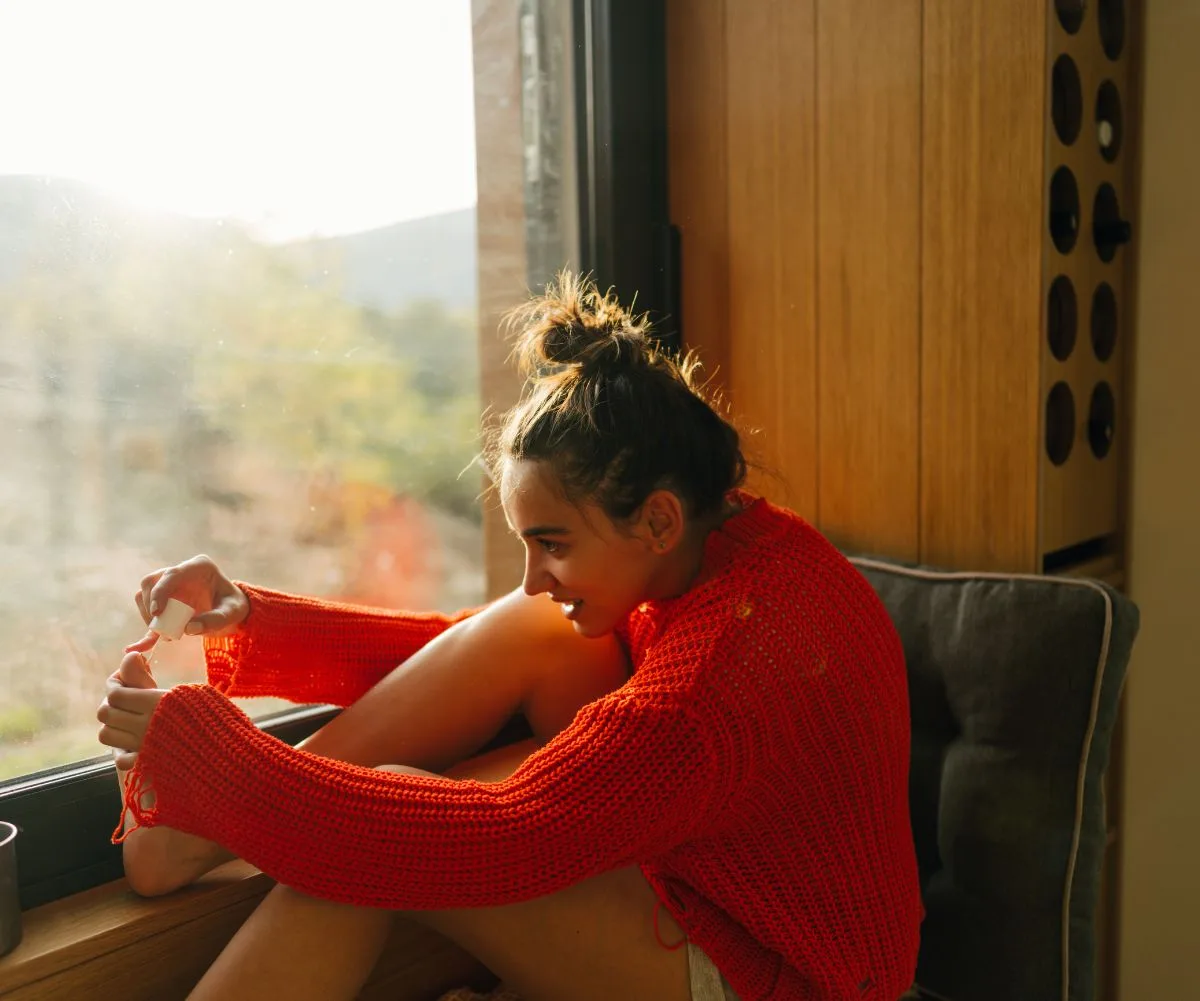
[569,612,613,639]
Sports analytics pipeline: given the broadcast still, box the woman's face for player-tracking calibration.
[500,459,663,637]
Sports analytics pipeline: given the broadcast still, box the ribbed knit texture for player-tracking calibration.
[119,496,922,1001]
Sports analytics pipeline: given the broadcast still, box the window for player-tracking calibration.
[1,0,668,909]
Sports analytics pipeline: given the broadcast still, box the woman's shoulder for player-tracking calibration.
[687,495,887,640]
[706,493,842,583]
[627,493,873,661]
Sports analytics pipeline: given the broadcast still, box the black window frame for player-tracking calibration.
[0,0,670,912]
[573,0,678,350]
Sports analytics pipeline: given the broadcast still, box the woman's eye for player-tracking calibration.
[538,539,562,554]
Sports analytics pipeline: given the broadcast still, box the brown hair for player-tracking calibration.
[487,271,746,522]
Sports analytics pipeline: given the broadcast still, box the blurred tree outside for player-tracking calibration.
[0,179,485,780]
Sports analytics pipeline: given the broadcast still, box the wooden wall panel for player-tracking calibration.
[919,1,1045,572]
[725,0,819,520]
[666,0,730,390]
[816,0,922,560]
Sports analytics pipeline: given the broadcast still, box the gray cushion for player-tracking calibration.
[848,558,1139,1001]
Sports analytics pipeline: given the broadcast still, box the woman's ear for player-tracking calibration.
[638,489,686,553]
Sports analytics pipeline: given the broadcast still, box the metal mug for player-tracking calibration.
[0,821,20,958]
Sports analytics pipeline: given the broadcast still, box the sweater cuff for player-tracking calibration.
[114,684,260,842]
[201,582,276,698]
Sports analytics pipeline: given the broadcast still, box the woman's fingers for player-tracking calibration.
[97,694,150,753]
[98,723,141,753]
[135,555,248,640]
[134,589,151,626]
[97,683,168,760]
[146,555,218,619]
[183,593,244,636]
[146,566,182,619]
[97,701,144,734]
[98,691,153,730]
[124,630,159,654]
[139,568,169,620]
[106,685,163,715]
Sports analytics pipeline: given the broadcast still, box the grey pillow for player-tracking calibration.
[848,557,1139,1001]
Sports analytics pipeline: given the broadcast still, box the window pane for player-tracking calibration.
[0,0,578,783]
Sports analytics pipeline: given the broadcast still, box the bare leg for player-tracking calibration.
[123,587,630,896]
[417,865,690,1001]
[187,743,689,1001]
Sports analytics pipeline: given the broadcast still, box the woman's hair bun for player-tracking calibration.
[491,270,748,523]
[506,271,652,378]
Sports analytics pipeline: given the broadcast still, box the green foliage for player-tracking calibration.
[3,198,483,521]
[0,704,42,743]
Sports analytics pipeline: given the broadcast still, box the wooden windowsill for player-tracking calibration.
[0,861,491,1001]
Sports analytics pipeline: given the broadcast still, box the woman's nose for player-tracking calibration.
[522,553,555,597]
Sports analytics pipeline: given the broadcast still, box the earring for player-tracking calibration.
[658,540,666,550]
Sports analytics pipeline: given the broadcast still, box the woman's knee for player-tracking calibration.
[521,630,631,741]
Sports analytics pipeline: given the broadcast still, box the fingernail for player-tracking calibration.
[149,600,160,616]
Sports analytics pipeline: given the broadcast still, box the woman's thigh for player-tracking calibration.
[415,866,691,1001]
[415,740,692,1001]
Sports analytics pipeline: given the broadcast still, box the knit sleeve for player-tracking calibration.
[119,681,725,911]
[202,583,481,708]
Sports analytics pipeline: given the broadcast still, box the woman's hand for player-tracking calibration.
[127,554,250,654]
[99,652,169,770]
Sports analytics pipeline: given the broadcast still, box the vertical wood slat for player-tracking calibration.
[920,0,1046,572]
[666,0,731,392]
[725,0,819,521]
[816,0,922,560]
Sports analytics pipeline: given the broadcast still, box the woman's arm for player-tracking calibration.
[117,674,728,911]
[204,583,483,707]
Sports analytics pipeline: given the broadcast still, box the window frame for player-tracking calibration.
[2,707,336,910]
[573,0,679,350]
[1,0,670,911]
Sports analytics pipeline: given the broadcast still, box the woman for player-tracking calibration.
[98,273,922,1001]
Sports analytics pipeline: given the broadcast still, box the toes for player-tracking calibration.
[117,651,156,689]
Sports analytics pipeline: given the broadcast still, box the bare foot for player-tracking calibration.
[113,652,236,896]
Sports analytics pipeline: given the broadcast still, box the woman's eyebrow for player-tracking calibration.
[520,525,571,537]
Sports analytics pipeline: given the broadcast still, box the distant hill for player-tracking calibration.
[280,208,477,312]
[0,175,478,313]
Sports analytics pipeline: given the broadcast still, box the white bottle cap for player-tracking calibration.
[149,597,195,641]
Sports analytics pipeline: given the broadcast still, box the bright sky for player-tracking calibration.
[0,0,477,241]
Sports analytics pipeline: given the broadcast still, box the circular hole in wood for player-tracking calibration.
[1088,381,1116,458]
[1046,381,1076,466]
[1091,282,1118,361]
[1096,80,1123,162]
[1053,55,1084,145]
[1093,183,1131,262]
[1055,0,1087,34]
[1098,0,1125,60]
[1050,167,1081,254]
[1048,276,1078,361]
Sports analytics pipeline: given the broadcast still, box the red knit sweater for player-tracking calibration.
[118,497,922,1000]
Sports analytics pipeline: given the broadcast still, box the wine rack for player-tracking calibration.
[1042,0,1136,573]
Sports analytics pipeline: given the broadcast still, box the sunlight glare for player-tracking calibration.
[0,0,477,240]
